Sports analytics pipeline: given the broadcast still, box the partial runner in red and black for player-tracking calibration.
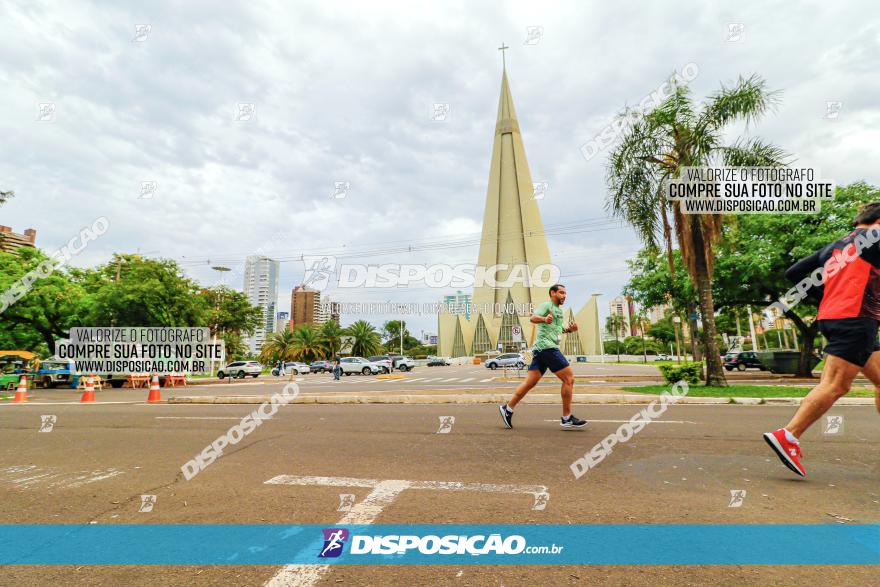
[764,201,880,477]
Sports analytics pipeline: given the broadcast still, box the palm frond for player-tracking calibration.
[720,137,790,167]
[700,74,781,132]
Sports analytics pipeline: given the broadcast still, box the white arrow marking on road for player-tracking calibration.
[263,475,548,587]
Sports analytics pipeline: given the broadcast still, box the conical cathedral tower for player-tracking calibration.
[437,62,602,358]
[471,70,553,313]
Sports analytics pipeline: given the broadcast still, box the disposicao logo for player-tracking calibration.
[318,528,349,558]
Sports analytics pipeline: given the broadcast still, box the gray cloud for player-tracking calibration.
[1,0,878,335]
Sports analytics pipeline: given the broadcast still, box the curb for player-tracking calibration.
[166,394,877,406]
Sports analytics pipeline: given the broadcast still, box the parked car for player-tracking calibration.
[339,357,382,376]
[218,361,263,379]
[724,351,765,371]
[368,356,394,374]
[34,359,77,389]
[382,354,416,372]
[310,360,332,373]
[271,362,310,376]
[394,356,415,372]
[427,356,451,367]
[484,353,526,370]
[654,353,671,361]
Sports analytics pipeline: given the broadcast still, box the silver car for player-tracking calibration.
[484,353,526,370]
[339,357,381,376]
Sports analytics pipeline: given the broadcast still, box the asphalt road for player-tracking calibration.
[7,363,841,406]
[1,397,877,586]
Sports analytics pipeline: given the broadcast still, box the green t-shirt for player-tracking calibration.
[532,301,563,352]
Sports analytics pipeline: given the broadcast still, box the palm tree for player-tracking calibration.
[289,324,326,362]
[320,320,344,359]
[259,328,297,365]
[605,314,626,363]
[607,75,787,386]
[634,310,650,363]
[345,320,382,357]
[0,190,12,206]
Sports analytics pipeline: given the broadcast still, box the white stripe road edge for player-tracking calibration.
[0,401,145,406]
[263,475,547,587]
[155,416,241,420]
[542,419,696,424]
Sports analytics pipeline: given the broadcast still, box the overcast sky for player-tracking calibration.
[2,0,878,337]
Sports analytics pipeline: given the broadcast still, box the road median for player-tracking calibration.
[166,393,876,406]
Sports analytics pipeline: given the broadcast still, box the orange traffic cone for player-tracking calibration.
[80,375,95,403]
[147,374,161,403]
[12,375,28,403]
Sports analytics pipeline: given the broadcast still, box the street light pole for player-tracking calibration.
[210,266,231,377]
[673,316,682,364]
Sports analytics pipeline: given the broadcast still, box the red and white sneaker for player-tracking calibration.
[763,428,806,477]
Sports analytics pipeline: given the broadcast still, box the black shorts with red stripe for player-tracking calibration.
[818,317,880,367]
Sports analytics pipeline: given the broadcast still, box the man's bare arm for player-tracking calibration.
[530,313,553,324]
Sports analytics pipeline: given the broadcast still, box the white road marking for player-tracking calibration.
[542,419,696,424]
[193,381,267,388]
[460,378,474,383]
[0,401,145,406]
[480,378,493,382]
[155,416,240,420]
[440,378,459,382]
[263,475,547,586]
[0,465,124,488]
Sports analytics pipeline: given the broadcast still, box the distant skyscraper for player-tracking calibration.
[647,303,669,324]
[608,296,635,337]
[275,311,290,334]
[243,255,280,354]
[442,291,472,319]
[291,284,332,329]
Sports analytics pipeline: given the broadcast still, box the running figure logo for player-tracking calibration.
[302,255,337,291]
[824,415,844,435]
[728,489,746,508]
[436,416,455,434]
[139,495,157,513]
[39,415,57,433]
[531,492,549,511]
[337,493,355,512]
[318,528,349,558]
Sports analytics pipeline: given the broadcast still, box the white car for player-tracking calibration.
[484,353,526,370]
[218,361,263,379]
[271,362,311,375]
[368,356,394,374]
[389,355,416,372]
[339,357,382,376]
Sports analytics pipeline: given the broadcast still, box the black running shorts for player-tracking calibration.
[818,318,880,367]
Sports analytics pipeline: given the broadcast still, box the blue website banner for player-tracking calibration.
[2,524,878,565]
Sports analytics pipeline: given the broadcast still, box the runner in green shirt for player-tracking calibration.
[499,284,587,429]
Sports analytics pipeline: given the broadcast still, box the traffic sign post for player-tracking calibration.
[512,325,522,343]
